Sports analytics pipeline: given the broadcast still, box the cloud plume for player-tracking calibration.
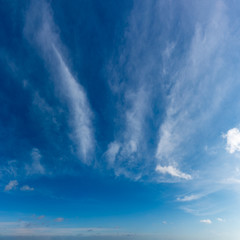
[24,1,94,163]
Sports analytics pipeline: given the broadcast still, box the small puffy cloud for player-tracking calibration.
[162,221,167,224]
[4,180,18,191]
[37,215,45,220]
[156,165,192,180]
[177,194,201,202]
[223,128,240,153]
[217,217,225,222]
[55,217,64,222]
[20,185,34,191]
[200,219,212,224]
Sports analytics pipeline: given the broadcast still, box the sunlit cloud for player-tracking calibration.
[223,128,240,154]
[156,165,192,180]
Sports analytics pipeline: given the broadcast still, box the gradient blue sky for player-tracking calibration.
[1,0,240,239]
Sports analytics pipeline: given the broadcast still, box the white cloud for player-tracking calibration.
[25,148,45,175]
[24,1,94,163]
[4,180,18,191]
[177,194,202,202]
[223,128,240,154]
[200,219,212,224]
[155,1,229,180]
[20,185,34,191]
[123,88,149,155]
[52,45,94,162]
[223,177,240,184]
[105,142,120,165]
[54,217,64,222]
[0,160,17,178]
[105,88,150,179]
[156,165,192,180]
[217,217,225,222]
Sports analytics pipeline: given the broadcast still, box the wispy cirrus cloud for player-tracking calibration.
[106,87,151,179]
[155,1,233,182]
[24,1,94,163]
[105,1,172,180]
[177,194,202,202]
[52,45,94,162]
[156,165,191,180]
[105,0,234,184]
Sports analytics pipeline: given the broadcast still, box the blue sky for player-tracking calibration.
[1,0,240,239]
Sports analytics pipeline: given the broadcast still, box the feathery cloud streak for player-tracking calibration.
[24,1,94,163]
[105,1,173,179]
[156,165,191,180]
[155,1,230,180]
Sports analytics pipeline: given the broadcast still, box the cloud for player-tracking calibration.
[156,165,192,180]
[20,185,34,191]
[0,160,18,179]
[155,1,230,180]
[105,1,165,179]
[177,194,202,202]
[217,217,225,222]
[25,148,45,175]
[24,1,94,163]
[54,218,64,222]
[37,215,45,220]
[200,219,212,224]
[223,128,240,154]
[105,142,120,165]
[223,177,240,184]
[105,88,150,179]
[52,45,94,162]
[4,180,18,191]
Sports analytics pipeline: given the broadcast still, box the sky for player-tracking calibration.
[1,0,240,239]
